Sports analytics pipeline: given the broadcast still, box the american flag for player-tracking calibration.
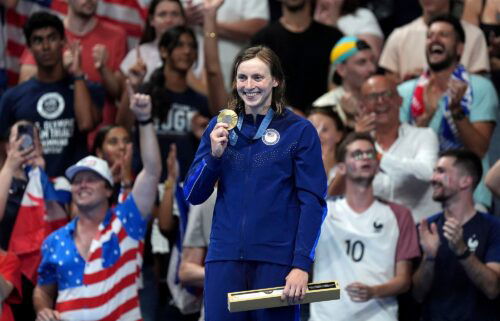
[38,196,146,320]
[4,0,147,86]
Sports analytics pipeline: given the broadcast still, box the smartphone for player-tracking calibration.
[17,123,34,150]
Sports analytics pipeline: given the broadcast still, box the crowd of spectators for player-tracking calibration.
[0,0,499,320]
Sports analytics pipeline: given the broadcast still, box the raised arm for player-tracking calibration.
[92,44,125,101]
[68,41,102,131]
[203,0,228,114]
[129,85,162,217]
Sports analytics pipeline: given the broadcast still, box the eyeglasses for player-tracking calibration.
[349,149,377,160]
[363,90,395,103]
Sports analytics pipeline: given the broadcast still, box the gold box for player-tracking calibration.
[227,281,340,312]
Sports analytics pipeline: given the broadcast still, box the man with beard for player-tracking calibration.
[379,0,489,82]
[251,0,343,115]
[19,0,127,127]
[398,14,497,211]
[313,36,377,129]
[310,132,420,321]
[413,149,500,321]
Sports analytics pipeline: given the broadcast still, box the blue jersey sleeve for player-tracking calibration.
[292,122,328,272]
[184,117,222,205]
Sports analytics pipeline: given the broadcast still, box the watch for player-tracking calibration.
[73,74,87,81]
[456,247,471,260]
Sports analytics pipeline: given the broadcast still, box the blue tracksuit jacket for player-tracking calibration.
[184,109,327,272]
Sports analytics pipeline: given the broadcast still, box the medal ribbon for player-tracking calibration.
[229,108,275,146]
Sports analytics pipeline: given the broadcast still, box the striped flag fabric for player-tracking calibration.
[4,0,147,86]
[38,196,146,320]
[8,166,70,283]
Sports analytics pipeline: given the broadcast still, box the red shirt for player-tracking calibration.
[0,252,22,321]
[20,19,127,124]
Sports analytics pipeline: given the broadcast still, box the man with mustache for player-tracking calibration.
[398,14,497,212]
[413,149,500,321]
[380,0,489,82]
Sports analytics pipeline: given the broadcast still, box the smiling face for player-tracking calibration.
[426,21,463,72]
[431,156,463,203]
[361,75,402,129]
[236,57,278,113]
[96,127,130,166]
[163,32,197,73]
[71,171,112,211]
[150,0,185,38]
[308,113,343,152]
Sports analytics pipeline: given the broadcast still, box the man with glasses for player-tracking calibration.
[356,75,441,223]
[310,132,420,321]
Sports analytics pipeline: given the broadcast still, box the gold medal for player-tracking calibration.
[217,109,238,130]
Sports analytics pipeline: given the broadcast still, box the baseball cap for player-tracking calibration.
[65,156,114,186]
[330,36,371,65]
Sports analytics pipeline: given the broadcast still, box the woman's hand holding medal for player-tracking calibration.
[210,122,229,158]
[211,109,238,158]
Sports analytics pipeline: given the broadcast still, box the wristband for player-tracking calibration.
[73,74,86,81]
[137,118,153,126]
[456,247,471,260]
[451,110,466,121]
[425,256,436,262]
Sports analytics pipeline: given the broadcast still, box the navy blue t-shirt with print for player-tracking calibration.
[0,76,104,177]
[422,212,500,321]
[133,86,210,181]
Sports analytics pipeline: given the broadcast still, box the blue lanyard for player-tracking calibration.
[229,108,275,146]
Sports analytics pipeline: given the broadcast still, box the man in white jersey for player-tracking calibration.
[310,132,420,321]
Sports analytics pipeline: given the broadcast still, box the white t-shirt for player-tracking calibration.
[337,8,384,39]
[311,197,420,321]
[379,17,490,79]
